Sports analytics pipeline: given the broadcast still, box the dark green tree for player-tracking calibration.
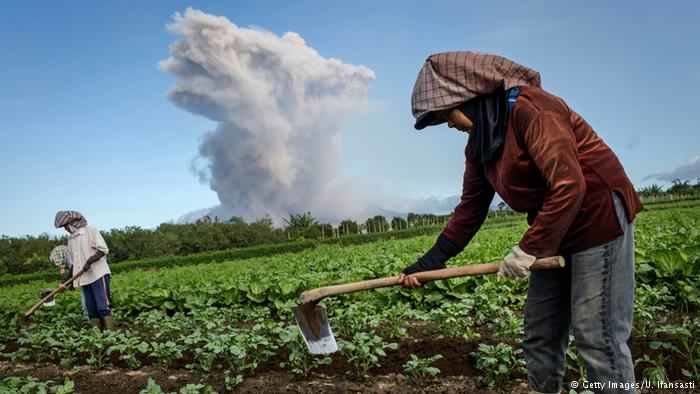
[338,220,359,236]
[667,179,692,195]
[391,216,407,231]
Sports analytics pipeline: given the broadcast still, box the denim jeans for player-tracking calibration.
[80,274,112,319]
[523,193,635,393]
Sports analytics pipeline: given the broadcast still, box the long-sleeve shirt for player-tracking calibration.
[442,86,642,257]
[67,226,111,287]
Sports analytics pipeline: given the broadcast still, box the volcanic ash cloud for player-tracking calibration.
[160,8,375,222]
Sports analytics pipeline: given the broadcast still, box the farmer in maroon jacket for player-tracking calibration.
[399,52,641,394]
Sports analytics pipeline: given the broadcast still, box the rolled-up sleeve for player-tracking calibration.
[442,143,495,250]
[518,111,585,257]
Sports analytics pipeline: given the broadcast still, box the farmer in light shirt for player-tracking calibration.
[54,211,114,330]
[50,245,89,318]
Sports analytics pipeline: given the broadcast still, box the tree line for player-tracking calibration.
[636,178,700,198]
[0,212,458,275]
[2,182,698,276]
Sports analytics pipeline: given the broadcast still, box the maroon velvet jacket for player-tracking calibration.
[442,86,642,257]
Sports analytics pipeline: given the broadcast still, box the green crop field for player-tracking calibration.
[1,205,699,393]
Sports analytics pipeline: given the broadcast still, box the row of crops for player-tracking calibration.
[1,197,692,289]
[1,204,699,393]
[0,217,517,288]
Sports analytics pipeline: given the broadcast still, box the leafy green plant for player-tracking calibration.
[149,340,183,368]
[225,324,278,375]
[139,378,166,394]
[402,354,442,382]
[653,318,700,379]
[373,304,410,339]
[340,332,398,376]
[471,343,526,388]
[139,378,218,394]
[107,334,150,369]
[566,340,586,383]
[54,379,75,394]
[429,300,480,340]
[489,308,523,338]
[635,354,669,382]
[0,376,74,394]
[177,384,218,394]
[277,325,331,377]
[329,302,381,338]
[634,283,673,336]
[0,376,52,394]
[677,277,700,310]
[224,371,244,391]
[79,329,119,369]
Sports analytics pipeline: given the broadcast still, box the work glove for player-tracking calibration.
[402,234,461,275]
[498,245,536,279]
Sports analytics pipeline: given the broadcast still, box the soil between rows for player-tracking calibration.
[0,335,695,393]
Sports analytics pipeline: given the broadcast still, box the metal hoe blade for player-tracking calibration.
[293,303,338,354]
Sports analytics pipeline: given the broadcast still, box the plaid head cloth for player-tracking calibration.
[411,51,541,130]
[54,210,87,229]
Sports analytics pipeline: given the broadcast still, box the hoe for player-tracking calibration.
[293,256,564,354]
[24,269,86,319]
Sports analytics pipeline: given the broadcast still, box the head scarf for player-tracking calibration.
[411,52,541,163]
[54,210,87,229]
[459,86,507,163]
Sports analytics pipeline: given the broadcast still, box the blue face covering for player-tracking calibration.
[506,87,520,113]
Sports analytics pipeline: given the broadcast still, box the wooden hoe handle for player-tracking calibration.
[298,256,564,304]
[24,269,86,319]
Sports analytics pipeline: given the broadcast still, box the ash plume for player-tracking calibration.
[645,155,700,183]
[160,8,375,223]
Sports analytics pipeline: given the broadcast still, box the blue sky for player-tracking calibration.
[2,1,698,236]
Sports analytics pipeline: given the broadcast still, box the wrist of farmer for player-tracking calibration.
[402,234,460,275]
[497,245,536,279]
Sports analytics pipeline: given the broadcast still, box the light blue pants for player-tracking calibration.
[80,291,88,318]
[523,193,635,393]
